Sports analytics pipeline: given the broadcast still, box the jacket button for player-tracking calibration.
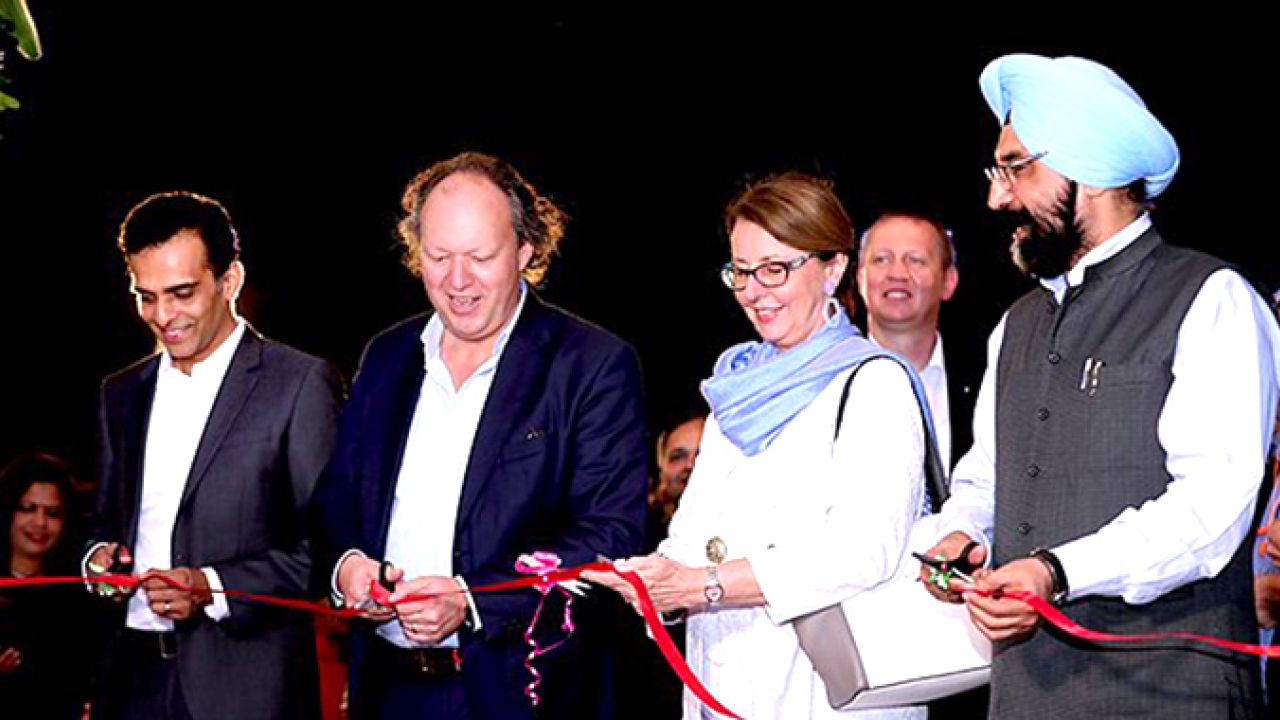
[1018,522,1032,534]
[1026,464,1041,478]
[1047,351,1061,364]
[1037,408,1050,421]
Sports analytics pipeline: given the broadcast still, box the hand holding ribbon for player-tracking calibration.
[956,558,1053,643]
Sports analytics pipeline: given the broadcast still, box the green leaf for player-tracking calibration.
[0,0,42,60]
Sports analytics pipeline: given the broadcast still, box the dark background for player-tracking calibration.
[1,7,1275,480]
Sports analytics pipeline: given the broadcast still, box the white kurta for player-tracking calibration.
[661,359,927,719]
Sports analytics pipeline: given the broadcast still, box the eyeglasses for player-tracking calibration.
[720,252,822,291]
[984,150,1048,188]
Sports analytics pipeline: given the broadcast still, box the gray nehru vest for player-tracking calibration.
[990,228,1262,719]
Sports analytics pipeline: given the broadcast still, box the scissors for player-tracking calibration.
[913,542,980,591]
[352,560,397,612]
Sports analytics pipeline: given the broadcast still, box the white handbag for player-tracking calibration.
[794,516,991,710]
[794,361,992,710]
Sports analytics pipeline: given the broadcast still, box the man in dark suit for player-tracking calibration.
[85,191,344,720]
[310,152,647,720]
[857,211,977,468]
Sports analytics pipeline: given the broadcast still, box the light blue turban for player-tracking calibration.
[979,54,1180,198]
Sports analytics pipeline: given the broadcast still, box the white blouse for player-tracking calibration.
[660,358,927,719]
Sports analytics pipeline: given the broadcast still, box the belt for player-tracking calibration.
[371,639,462,677]
[121,629,179,661]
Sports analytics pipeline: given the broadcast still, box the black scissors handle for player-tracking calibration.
[377,560,396,593]
[912,540,981,577]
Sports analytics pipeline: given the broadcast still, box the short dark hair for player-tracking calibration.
[0,452,80,574]
[859,211,957,269]
[398,152,565,285]
[118,191,241,277]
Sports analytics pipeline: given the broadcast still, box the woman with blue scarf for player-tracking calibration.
[589,172,930,718]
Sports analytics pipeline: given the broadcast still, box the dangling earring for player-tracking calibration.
[823,279,840,327]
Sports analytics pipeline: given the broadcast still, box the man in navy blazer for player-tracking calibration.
[86,191,344,720]
[310,152,648,720]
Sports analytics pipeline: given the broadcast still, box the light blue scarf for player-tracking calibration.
[701,310,935,457]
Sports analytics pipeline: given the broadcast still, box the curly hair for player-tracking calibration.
[397,152,565,285]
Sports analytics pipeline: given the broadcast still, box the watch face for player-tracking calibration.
[705,583,724,604]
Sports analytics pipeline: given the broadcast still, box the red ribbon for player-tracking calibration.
[15,568,1280,715]
[1,564,744,717]
[996,588,1280,658]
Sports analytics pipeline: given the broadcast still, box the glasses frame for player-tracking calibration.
[984,150,1048,188]
[720,252,823,291]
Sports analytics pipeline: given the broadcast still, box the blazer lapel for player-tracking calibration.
[454,297,552,531]
[179,330,261,510]
[122,358,160,547]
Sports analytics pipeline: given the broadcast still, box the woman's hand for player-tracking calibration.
[583,554,701,616]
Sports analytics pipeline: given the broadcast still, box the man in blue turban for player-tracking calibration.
[924,53,1280,718]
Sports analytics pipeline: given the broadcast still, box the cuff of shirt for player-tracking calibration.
[454,575,483,632]
[934,521,993,568]
[331,548,367,607]
[1051,540,1091,602]
[202,567,230,621]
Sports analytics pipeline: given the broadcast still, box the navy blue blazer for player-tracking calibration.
[310,293,648,718]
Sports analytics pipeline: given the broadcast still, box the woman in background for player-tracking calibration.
[1,452,107,720]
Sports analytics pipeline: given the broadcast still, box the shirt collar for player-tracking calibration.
[1040,213,1151,302]
[160,320,246,382]
[925,332,946,375]
[420,281,528,367]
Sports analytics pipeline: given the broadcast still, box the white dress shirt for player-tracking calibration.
[920,334,951,469]
[940,214,1280,603]
[373,285,527,648]
[127,322,245,630]
[660,360,925,719]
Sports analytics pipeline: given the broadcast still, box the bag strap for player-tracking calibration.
[833,357,949,513]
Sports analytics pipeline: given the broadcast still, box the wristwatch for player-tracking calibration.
[704,564,724,605]
[1029,547,1069,606]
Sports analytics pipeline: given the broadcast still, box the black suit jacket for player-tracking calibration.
[943,330,982,471]
[93,328,344,720]
[311,294,648,719]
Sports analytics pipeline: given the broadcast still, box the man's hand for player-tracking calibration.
[86,542,133,600]
[1256,573,1280,628]
[389,576,468,645]
[962,557,1053,643]
[141,567,212,621]
[0,647,21,675]
[336,554,397,621]
[919,531,986,603]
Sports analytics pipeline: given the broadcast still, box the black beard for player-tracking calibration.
[1007,181,1085,280]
